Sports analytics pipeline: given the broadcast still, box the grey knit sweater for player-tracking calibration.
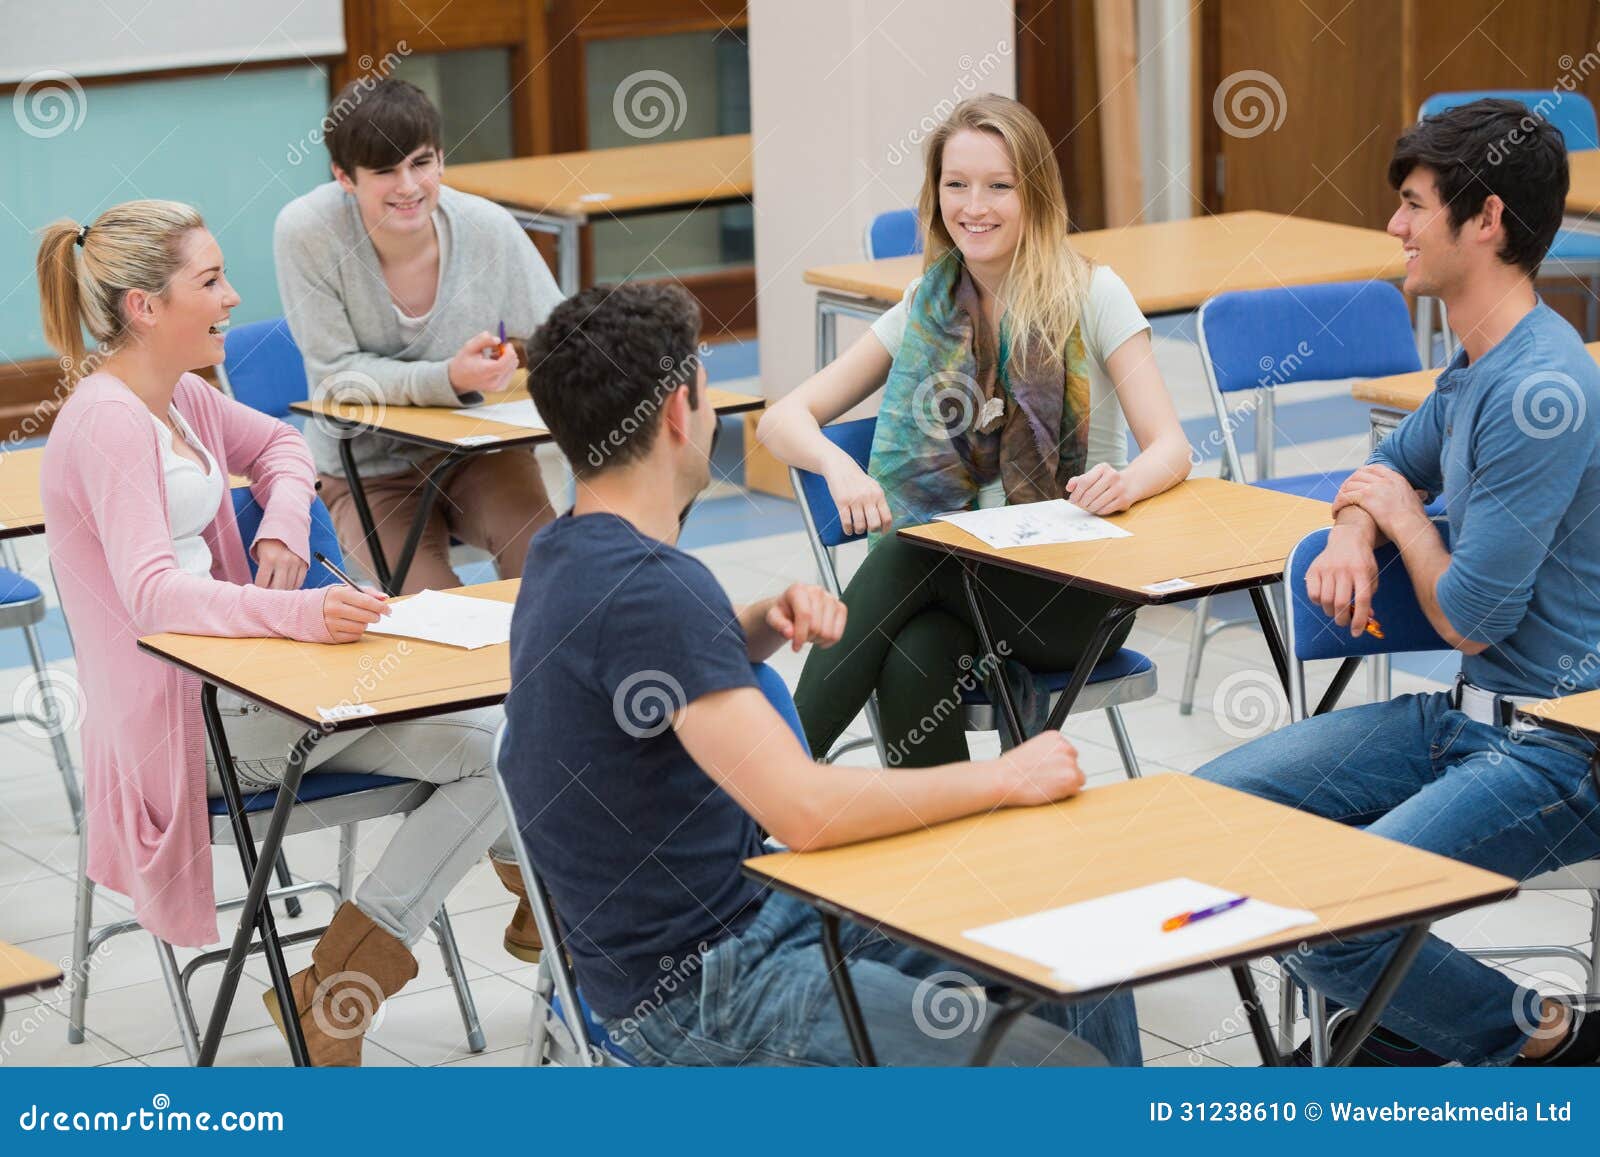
[274,182,564,477]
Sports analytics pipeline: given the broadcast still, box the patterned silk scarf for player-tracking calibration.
[867,255,1093,544]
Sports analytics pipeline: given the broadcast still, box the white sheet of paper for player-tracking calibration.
[449,399,547,430]
[365,589,515,650]
[964,877,1316,990]
[934,499,1132,549]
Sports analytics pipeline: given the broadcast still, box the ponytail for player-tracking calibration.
[35,199,205,379]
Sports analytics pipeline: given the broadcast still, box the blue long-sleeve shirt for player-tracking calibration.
[1372,303,1600,697]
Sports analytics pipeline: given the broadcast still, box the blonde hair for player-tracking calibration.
[36,199,205,374]
[916,94,1093,375]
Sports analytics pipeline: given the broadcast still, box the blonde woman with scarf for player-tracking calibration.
[759,95,1191,766]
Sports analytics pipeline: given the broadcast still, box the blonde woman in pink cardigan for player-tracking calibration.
[37,200,534,1066]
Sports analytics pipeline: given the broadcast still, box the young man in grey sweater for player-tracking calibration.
[275,78,564,597]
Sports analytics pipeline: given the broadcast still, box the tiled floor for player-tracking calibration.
[1,327,1592,1068]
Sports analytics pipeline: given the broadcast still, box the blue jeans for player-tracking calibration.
[606,892,1142,1067]
[1195,691,1600,1065]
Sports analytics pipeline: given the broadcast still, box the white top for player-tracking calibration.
[870,264,1151,505]
[391,210,451,344]
[151,406,224,578]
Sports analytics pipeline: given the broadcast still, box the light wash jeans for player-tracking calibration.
[205,693,513,945]
[1195,690,1600,1065]
[605,891,1142,1067]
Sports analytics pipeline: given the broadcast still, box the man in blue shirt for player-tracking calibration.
[500,282,1139,1066]
[1198,98,1600,1066]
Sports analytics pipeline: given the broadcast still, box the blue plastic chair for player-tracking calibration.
[1279,525,1600,1062]
[68,494,486,1064]
[218,318,308,422]
[790,417,1155,775]
[1180,280,1424,715]
[1417,91,1600,353]
[489,664,805,1067]
[0,544,80,828]
[863,208,922,260]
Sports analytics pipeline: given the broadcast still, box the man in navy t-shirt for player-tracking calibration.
[500,283,1139,1066]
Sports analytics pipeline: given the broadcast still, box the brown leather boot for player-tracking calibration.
[491,857,543,963]
[262,901,417,1066]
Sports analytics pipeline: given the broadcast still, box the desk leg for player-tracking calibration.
[968,989,1039,1066]
[1314,657,1363,716]
[817,910,877,1067]
[197,684,324,1067]
[1248,585,1291,696]
[1041,602,1140,735]
[1232,965,1284,1066]
[1326,922,1431,1067]
[335,432,390,595]
[815,298,836,372]
[957,562,1026,746]
[388,450,470,596]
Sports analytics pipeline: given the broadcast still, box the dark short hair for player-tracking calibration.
[324,78,441,175]
[529,283,703,477]
[1388,97,1568,275]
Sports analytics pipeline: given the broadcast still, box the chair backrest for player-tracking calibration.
[752,661,810,753]
[219,318,309,420]
[863,208,922,260]
[789,416,877,595]
[1418,90,1599,152]
[231,490,345,589]
[1284,525,1453,716]
[1196,280,1422,482]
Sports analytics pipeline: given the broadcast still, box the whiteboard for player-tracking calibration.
[0,1,345,84]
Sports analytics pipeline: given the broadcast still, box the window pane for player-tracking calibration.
[585,29,751,281]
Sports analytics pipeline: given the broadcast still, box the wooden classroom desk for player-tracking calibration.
[1563,149,1600,236]
[444,134,754,295]
[897,478,1332,741]
[804,211,1409,369]
[747,773,1516,1067]
[292,379,765,595]
[138,579,519,1065]
[0,940,63,1030]
[0,447,47,541]
[1352,340,1600,445]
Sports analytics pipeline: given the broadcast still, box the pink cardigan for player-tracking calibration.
[43,372,334,947]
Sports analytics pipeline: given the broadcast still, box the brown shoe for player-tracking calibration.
[491,857,543,963]
[262,901,417,1066]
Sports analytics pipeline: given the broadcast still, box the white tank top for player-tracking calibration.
[150,406,224,578]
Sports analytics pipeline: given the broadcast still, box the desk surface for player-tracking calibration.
[745,774,1516,1000]
[138,580,520,731]
[1519,688,1600,742]
[896,477,1330,604]
[292,380,765,453]
[0,940,63,1001]
[0,447,47,541]
[1567,150,1600,219]
[443,134,752,219]
[804,211,1407,315]
[1352,341,1600,415]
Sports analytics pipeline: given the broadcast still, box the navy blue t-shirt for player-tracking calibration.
[500,512,764,1020]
